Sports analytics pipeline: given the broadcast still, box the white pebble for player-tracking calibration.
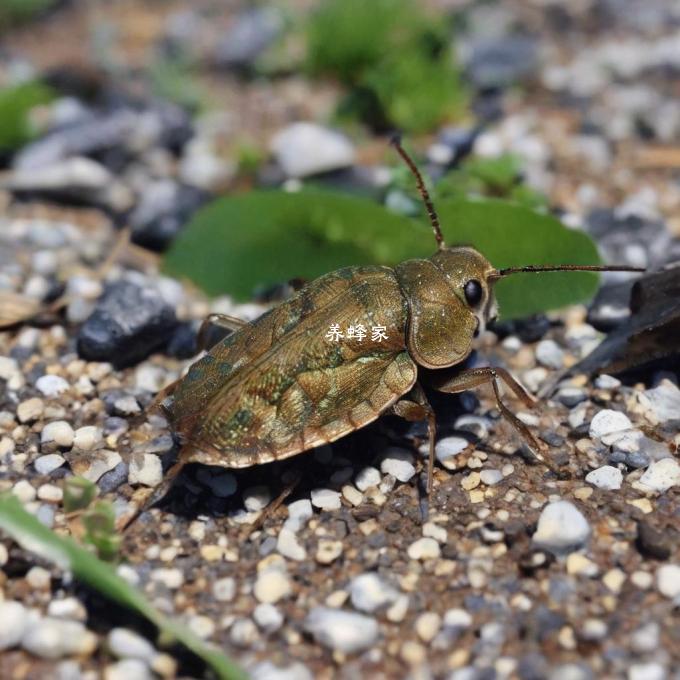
[22,618,97,658]
[73,425,102,451]
[444,608,472,629]
[213,577,236,602]
[0,601,29,650]
[349,572,398,613]
[104,659,152,680]
[628,663,667,680]
[641,380,680,424]
[35,375,69,398]
[585,465,623,490]
[243,486,271,512]
[277,528,306,561]
[355,466,381,491]
[254,570,291,604]
[17,397,44,423]
[535,339,565,369]
[40,421,74,448]
[304,607,378,654]
[637,459,680,494]
[34,453,66,475]
[656,564,680,600]
[435,437,469,467]
[108,628,156,661]
[253,603,284,633]
[150,568,183,589]
[532,500,591,553]
[415,612,441,643]
[480,469,503,486]
[380,449,416,482]
[589,409,633,442]
[310,488,342,511]
[407,537,441,560]
[128,454,163,487]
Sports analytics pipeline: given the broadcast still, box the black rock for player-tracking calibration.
[77,281,178,368]
[636,520,672,560]
[166,321,200,359]
[490,314,552,343]
[466,36,538,89]
[130,181,210,251]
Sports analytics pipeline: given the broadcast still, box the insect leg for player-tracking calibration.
[196,313,247,352]
[429,367,562,474]
[388,383,437,519]
[119,460,185,531]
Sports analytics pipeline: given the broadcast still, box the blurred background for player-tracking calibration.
[2,0,678,264]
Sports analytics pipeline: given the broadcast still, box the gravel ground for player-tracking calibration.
[1,1,679,679]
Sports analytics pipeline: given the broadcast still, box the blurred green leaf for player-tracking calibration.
[63,476,98,513]
[82,501,121,562]
[305,0,466,132]
[163,190,600,320]
[0,493,247,680]
[0,0,56,28]
[0,80,54,151]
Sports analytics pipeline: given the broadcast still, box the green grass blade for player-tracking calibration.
[0,494,247,680]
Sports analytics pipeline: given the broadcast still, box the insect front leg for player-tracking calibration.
[428,367,562,476]
[196,313,248,352]
[387,382,437,519]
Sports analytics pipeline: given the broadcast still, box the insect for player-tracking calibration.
[131,138,644,525]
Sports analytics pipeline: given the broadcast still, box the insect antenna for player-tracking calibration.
[490,264,646,279]
[390,134,445,250]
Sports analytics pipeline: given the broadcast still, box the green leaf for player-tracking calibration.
[163,190,600,320]
[0,493,247,680]
[63,476,98,513]
[163,190,422,299]
[0,80,54,151]
[82,501,121,562]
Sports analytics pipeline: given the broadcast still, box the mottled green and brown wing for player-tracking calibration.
[165,266,417,468]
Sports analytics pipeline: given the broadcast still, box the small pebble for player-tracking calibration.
[34,453,66,475]
[355,467,381,491]
[104,659,152,680]
[656,564,680,599]
[480,469,503,486]
[585,465,623,490]
[17,397,44,423]
[253,603,284,633]
[641,380,680,424]
[589,409,633,442]
[349,572,398,613]
[415,612,441,643]
[407,537,441,560]
[41,421,74,448]
[310,488,342,511]
[535,339,565,369]
[532,501,591,554]
[304,607,378,654]
[213,577,236,602]
[628,663,666,680]
[108,628,156,661]
[0,601,29,650]
[229,618,259,647]
[380,450,416,482]
[73,425,102,451]
[22,618,97,658]
[35,375,69,398]
[637,458,680,493]
[316,540,343,565]
[277,528,306,561]
[128,454,163,487]
[254,570,292,604]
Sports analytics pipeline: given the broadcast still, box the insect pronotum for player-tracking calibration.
[130,138,644,527]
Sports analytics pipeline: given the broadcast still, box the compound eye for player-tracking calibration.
[464,279,483,307]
